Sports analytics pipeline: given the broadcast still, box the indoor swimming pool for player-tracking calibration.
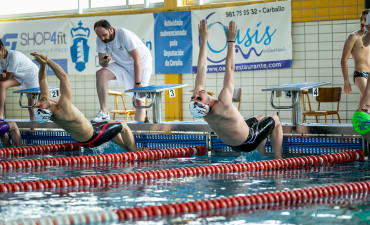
[0,133,369,225]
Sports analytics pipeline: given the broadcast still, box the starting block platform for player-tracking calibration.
[126,84,188,123]
[262,82,330,125]
[13,86,60,108]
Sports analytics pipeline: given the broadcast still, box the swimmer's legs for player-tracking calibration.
[0,133,11,147]
[268,114,283,159]
[111,122,137,152]
[256,139,267,156]
[355,77,367,106]
[8,122,22,147]
[253,114,282,159]
[0,122,22,147]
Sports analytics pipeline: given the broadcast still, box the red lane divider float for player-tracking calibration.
[0,150,363,193]
[0,146,206,172]
[3,180,369,224]
[0,142,80,157]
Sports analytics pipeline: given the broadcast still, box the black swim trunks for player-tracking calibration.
[229,117,275,152]
[353,71,369,83]
[78,122,122,148]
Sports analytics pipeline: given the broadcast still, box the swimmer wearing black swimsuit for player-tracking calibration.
[229,117,275,152]
[78,122,122,148]
[353,71,369,83]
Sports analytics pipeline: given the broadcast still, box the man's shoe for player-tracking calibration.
[92,110,110,122]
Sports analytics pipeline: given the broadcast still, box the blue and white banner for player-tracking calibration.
[154,11,192,74]
[191,1,292,73]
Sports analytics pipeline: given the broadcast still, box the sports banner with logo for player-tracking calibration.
[191,1,292,73]
[0,14,154,75]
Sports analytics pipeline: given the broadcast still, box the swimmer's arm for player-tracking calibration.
[194,19,208,94]
[219,21,237,104]
[31,53,49,98]
[98,52,110,67]
[45,58,72,109]
[340,34,355,95]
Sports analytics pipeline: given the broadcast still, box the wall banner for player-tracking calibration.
[154,11,192,74]
[0,1,291,76]
[0,14,154,75]
[191,1,292,73]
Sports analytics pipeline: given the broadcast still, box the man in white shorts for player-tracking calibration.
[0,38,39,121]
[93,19,152,122]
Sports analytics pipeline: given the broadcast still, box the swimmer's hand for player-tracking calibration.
[31,52,48,65]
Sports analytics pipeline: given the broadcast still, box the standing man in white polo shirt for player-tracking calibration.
[93,19,152,122]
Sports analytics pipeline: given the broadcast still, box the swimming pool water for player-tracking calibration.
[0,144,369,224]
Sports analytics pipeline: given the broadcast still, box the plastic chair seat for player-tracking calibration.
[108,90,135,121]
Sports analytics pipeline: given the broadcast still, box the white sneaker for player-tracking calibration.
[92,110,110,122]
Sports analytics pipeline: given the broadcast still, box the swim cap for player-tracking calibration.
[34,108,53,123]
[352,111,370,135]
[0,122,9,136]
[189,101,210,119]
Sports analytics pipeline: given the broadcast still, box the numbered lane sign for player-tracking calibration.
[30,93,39,99]
[312,88,319,97]
[285,91,292,99]
[50,90,59,98]
[168,89,176,98]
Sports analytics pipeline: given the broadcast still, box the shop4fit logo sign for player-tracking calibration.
[70,21,90,72]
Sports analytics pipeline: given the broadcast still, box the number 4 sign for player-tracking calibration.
[312,88,319,97]
[285,91,292,99]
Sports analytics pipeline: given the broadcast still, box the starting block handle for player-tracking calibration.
[269,91,298,109]
[132,92,155,109]
[18,93,39,108]
[15,87,60,109]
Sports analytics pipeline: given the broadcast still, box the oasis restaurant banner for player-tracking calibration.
[191,1,292,73]
[0,14,154,75]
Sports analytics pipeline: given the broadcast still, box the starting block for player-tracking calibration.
[13,86,60,108]
[126,84,188,123]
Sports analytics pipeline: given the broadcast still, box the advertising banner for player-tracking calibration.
[0,1,291,75]
[154,11,192,74]
[0,14,154,75]
[191,1,292,73]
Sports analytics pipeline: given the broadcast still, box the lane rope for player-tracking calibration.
[2,180,369,224]
[0,150,363,193]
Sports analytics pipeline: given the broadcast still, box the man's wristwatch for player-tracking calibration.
[135,82,141,85]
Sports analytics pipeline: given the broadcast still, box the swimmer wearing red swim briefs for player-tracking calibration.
[190,20,283,159]
[31,52,143,152]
